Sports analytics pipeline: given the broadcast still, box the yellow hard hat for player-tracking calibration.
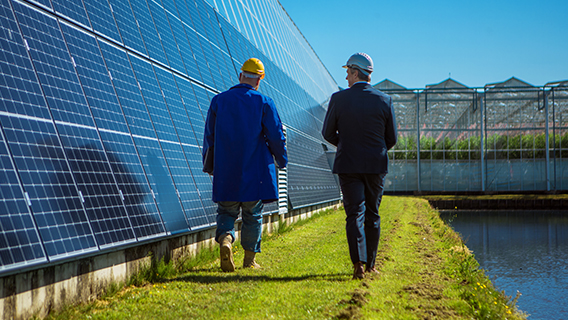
[241,58,265,79]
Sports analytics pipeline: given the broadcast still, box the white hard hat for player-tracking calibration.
[342,53,373,76]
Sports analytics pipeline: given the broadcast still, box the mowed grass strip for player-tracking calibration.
[45,197,526,320]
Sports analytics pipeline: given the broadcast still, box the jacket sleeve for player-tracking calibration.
[321,96,339,146]
[262,98,288,169]
[202,97,216,173]
[384,96,398,150]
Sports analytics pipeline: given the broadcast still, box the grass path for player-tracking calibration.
[47,197,526,319]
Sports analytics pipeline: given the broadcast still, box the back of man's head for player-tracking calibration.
[344,53,373,82]
[239,58,265,89]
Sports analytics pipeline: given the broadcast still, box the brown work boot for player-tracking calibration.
[243,250,261,269]
[353,261,365,280]
[219,234,235,272]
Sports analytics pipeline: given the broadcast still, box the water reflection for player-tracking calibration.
[440,210,568,320]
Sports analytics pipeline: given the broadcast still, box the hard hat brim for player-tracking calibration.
[343,65,371,76]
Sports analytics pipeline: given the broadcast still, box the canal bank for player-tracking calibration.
[43,196,526,319]
[422,193,568,210]
[439,207,568,319]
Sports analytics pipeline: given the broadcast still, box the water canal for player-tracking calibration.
[440,210,568,320]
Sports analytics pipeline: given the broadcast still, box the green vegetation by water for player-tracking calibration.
[421,193,568,201]
[390,132,568,160]
[44,197,526,319]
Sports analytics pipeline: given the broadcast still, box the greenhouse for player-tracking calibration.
[380,77,568,192]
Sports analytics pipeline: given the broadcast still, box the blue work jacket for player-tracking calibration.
[202,83,287,203]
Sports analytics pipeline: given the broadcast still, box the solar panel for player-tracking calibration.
[128,0,168,66]
[82,0,122,44]
[98,130,166,239]
[156,69,212,227]
[147,0,186,75]
[132,135,188,234]
[216,17,241,75]
[130,57,179,142]
[14,2,95,127]
[50,0,90,28]
[195,0,231,89]
[0,0,50,119]
[0,127,47,272]
[160,0,202,81]
[107,0,147,55]
[56,123,137,247]
[179,0,219,90]
[25,0,52,10]
[1,115,98,260]
[286,130,341,209]
[99,43,155,138]
[173,76,217,219]
[60,23,129,133]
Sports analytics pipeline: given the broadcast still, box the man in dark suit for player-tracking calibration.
[322,53,397,279]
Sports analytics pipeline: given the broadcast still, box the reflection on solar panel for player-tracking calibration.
[0,0,340,274]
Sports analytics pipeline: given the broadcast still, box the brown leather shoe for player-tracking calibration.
[365,266,380,275]
[352,262,365,280]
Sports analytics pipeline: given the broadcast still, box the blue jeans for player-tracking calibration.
[215,200,264,253]
[338,173,386,268]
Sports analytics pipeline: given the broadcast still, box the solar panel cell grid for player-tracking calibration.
[14,2,95,127]
[132,135,188,233]
[61,24,130,133]
[286,130,340,208]
[155,70,203,190]
[1,115,98,260]
[216,18,241,74]
[128,0,168,66]
[181,0,219,90]
[147,0,186,74]
[57,124,136,247]
[50,0,91,28]
[161,3,202,81]
[173,75,205,145]
[82,0,122,44]
[190,84,211,143]
[130,60,179,143]
[98,130,166,239]
[0,1,51,120]
[160,140,208,229]
[107,0,147,55]
[0,129,47,271]
[99,46,155,138]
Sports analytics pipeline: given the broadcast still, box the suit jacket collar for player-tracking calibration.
[350,82,371,89]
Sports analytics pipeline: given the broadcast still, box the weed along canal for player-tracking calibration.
[440,208,568,319]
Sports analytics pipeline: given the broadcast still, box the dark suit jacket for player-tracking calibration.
[322,82,397,174]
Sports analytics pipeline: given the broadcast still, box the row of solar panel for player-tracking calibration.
[0,0,339,274]
[209,0,339,106]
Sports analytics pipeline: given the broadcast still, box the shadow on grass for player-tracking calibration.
[172,271,351,284]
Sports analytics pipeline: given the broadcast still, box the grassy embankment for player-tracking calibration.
[44,196,527,319]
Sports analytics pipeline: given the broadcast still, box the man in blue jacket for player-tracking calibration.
[203,58,287,272]
[322,53,397,279]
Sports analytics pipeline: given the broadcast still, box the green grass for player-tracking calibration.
[45,197,527,319]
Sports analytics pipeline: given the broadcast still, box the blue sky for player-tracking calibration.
[278,0,568,89]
